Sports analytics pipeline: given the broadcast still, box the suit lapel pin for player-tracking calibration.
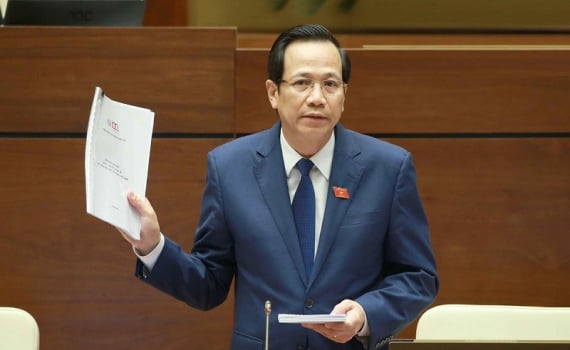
[333,186,350,199]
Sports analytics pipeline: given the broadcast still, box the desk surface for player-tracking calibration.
[389,341,570,350]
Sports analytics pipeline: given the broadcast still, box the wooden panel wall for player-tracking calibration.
[235,47,570,134]
[0,138,233,350]
[395,137,570,336]
[237,32,570,48]
[0,27,235,133]
[0,27,236,350]
[1,27,569,349]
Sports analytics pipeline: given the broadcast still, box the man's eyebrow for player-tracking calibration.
[290,72,342,79]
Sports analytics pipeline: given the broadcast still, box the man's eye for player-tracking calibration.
[323,80,340,88]
[293,79,312,87]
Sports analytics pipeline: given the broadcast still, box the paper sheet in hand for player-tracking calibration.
[85,87,154,240]
[278,314,346,324]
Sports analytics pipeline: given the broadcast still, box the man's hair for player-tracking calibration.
[267,24,351,85]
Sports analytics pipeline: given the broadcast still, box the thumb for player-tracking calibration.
[331,299,353,314]
[124,191,161,254]
[126,191,142,210]
[127,191,151,216]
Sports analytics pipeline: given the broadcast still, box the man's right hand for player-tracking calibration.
[116,191,161,256]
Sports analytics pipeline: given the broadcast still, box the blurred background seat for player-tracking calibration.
[416,304,570,341]
[0,307,40,350]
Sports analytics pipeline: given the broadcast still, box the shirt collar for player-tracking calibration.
[280,128,335,181]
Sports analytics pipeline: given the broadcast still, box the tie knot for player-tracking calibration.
[296,158,314,176]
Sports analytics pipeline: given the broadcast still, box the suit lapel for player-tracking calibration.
[254,122,308,285]
[309,124,364,287]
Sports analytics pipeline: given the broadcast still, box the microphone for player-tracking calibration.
[265,300,271,350]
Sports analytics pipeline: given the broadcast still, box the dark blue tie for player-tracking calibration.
[292,158,315,278]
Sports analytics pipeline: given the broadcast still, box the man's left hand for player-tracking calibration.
[302,299,366,343]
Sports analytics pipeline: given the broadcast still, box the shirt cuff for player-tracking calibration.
[133,233,165,271]
[357,311,369,337]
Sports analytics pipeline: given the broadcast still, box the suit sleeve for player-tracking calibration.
[134,151,236,311]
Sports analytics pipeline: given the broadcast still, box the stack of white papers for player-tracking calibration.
[278,314,346,324]
[85,87,154,240]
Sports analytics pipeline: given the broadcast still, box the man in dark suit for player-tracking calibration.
[120,24,438,350]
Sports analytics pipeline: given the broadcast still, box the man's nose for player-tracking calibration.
[306,82,326,103]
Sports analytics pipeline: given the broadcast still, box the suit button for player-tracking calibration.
[304,299,314,308]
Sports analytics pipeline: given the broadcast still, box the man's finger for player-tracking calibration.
[116,227,136,244]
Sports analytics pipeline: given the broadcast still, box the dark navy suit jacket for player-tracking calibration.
[136,122,438,350]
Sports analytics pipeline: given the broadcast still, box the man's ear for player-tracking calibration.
[342,84,348,112]
[265,79,279,109]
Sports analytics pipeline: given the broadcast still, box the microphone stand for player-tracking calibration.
[265,300,271,350]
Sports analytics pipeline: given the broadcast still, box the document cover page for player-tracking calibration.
[85,87,154,239]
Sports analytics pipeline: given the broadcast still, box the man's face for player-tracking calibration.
[266,40,347,157]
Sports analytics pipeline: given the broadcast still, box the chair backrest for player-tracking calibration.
[416,304,570,341]
[0,307,40,350]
